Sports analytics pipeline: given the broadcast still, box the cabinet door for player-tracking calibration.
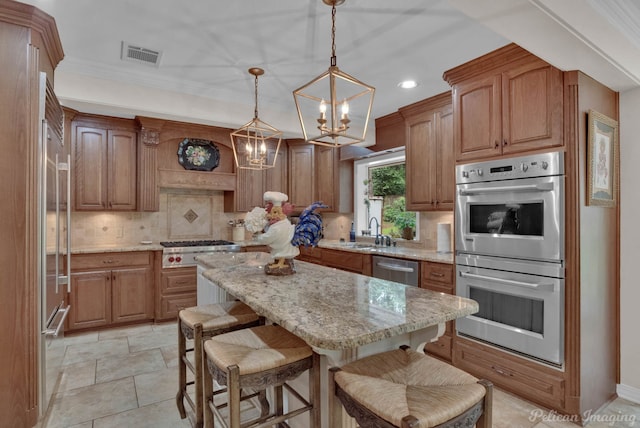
[453,74,501,162]
[236,167,265,212]
[405,112,436,210]
[112,267,153,323]
[288,143,315,208]
[68,270,111,330]
[501,60,564,155]
[74,127,108,210]
[435,107,454,210]
[265,145,288,195]
[107,130,137,210]
[315,146,338,210]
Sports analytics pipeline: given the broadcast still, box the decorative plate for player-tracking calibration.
[177,138,220,171]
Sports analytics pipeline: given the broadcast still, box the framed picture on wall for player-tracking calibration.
[587,109,619,207]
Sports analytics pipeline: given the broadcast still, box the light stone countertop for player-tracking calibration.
[317,239,454,264]
[198,252,477,350]
[70,243,164,254]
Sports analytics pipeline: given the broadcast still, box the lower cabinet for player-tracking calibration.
[421,261,454,361]
[454,337,565,410]
[157,266,197,321]
[67,251,154,331]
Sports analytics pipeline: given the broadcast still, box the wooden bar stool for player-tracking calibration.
[203,324,321,428]
[329,346,493,428]
[176,302,261,428]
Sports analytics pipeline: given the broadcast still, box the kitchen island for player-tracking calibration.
[197,252,478,427]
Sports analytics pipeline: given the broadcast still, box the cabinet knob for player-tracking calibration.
[494,141,499,149]
[431,272,445,277]
[503,139,508,146]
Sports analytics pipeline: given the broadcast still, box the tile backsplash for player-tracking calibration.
[70,188,453,251]
[70,189,242,247]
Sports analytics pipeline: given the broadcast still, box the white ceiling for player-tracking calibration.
[20,0,640,140]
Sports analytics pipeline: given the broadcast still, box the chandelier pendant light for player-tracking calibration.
[231,67,282,170]
[293,0,375,147]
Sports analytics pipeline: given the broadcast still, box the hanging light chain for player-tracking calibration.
[253,72,259,119]
[330,2,337,67]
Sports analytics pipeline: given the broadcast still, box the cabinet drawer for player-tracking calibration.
[159,292,197,321]
[454,338,565,409]
[322,249,364,272]
[298,245,322,261]
[243,245,271,253]
[422,262,453,286]
[72,251,152,270]
[161,267,196,294]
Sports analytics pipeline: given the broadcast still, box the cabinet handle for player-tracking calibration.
[491,365,513,377]
[103,259,117,264]
[430,272,445,277]
[175,281,190,285]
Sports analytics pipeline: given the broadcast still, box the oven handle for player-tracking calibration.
[459,271,554,290]
[458,182,554,196]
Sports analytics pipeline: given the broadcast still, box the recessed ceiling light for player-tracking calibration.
[398,80,418,89]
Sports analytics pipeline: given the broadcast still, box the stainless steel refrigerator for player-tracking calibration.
[37,72,71,416]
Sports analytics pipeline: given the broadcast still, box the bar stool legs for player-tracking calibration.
[175,302,260,428]
[203,324,321,428]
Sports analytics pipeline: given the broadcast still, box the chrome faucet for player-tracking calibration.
[368,217,380,245]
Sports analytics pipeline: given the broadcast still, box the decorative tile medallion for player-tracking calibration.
[183,209,198,224]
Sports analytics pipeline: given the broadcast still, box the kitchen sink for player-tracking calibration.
[342,243,375,250]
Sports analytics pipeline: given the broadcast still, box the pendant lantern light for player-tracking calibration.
[293,0,375,147]
[231,67,282,170]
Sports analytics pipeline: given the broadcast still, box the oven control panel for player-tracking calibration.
[456,151,564,184]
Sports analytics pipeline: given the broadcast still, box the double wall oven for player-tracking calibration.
[455,151,565,366]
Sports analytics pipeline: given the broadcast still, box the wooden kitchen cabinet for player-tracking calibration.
[227,144,288,212]
[400,92,454,211]
[421,261,454,361]
[322,248,372,276]
[374,111,405,151]
[287,140,315,209]
[444,44,563,162]
[67,251,154,331]
[157,266,196,321]
[73,119,138,211]
[297,245,323,263]
[315,145,353,213]
[287,139,352,213]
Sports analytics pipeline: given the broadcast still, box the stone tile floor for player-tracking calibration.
[38,321,639,428]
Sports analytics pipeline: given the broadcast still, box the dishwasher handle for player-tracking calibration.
[375,261,415,273]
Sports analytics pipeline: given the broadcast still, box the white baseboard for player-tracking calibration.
[617,383,640,404]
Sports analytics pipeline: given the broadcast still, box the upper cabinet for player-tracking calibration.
[374,111,405,151]
[287,140,315,209]
[287,140,352,213]
[400,92,454,211]
[444,44,563,163]
[228,144,288,212]
[72,116,138,211]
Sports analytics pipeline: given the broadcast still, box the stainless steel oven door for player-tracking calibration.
[455,175,564,262]
[455,256,564,365]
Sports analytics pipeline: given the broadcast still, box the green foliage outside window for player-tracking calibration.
[370,164,416,239]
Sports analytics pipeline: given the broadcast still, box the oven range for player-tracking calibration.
[160,240,241,268]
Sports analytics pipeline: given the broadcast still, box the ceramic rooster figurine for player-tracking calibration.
[291,201,328,248]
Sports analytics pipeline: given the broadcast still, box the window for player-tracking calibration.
[354,149,417,240]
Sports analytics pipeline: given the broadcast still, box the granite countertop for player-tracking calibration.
[198,253,477,350]
[70,243,164,254]
[68,239,454,265]
[317,240,454,264]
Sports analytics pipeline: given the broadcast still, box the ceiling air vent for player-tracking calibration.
[121,41,162,67]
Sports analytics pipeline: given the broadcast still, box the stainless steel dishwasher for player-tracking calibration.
[371,255,419,286]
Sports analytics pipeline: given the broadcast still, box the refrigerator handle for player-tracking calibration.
[57,154,72,293]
